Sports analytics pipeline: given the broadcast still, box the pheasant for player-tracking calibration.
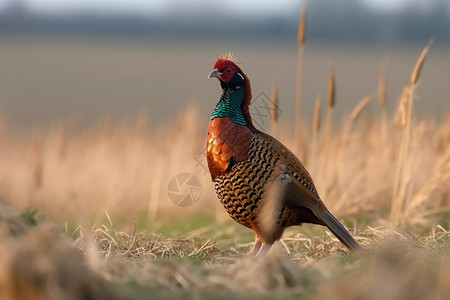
[207,53,361,256]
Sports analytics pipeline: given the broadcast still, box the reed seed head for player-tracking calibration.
[378,60,388,108]
[411,38,433,85]
[298,5,306,46]
[270,82,278,123]
[328,66,335,108]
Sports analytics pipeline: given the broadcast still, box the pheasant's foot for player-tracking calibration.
[255,243,272,257]
[216,239,262,260]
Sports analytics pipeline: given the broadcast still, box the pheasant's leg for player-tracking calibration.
[248,238,262,256]
[255,243,273,257]
[229,238,261,257]
[217,238,262,259]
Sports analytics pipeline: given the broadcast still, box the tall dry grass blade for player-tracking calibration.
[391,40,433,224]
[147,163,164,221]
[313,96,321,134]
[270,81,278,124]
[324,65,335,148]
[29,131,43,189]
[105,211,113,227]
[378,69,387,109]
[392,86,415,224]
[391,86,411,223]
[411,38,433,85]
[394,87,410,127]
[340,96,372,150]
[298,5,306,46]
[320,65,336,185]
[350,96,372,123]
[327,65,335,109]
[295,5,306,129]
[56,127,67,160]
[270,80,279,137]
[311,95,321,172]
[378,58,388,145]
[406,149,450,221]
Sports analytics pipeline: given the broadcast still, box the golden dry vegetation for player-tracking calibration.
[1,15,450,300]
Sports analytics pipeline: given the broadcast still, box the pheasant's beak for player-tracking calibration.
[208,69,222,79]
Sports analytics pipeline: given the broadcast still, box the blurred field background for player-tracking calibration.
[1,0,450,299]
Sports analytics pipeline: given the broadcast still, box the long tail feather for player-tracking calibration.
[314,210,361,253]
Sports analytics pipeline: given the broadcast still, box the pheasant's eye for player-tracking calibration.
[226,68,232,73]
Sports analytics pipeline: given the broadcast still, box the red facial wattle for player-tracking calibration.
[219,67,235,82]
[209,60,240,83]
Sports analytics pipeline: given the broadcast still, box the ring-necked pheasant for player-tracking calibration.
[207,53,361,256]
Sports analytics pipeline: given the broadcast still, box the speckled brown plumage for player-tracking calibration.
[213,131,326,244]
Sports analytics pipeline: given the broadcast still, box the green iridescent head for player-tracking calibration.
[208,53,257,129]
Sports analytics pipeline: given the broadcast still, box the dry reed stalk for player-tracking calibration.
[406,149,450,223]
[324,65,335,150]
[394,87,410,127]
[391,87,413,224]
[319,66,336,182]
[349,95,372,124]
[378,58,388,145]
[391,41,432,224]
[311,95,321,172]
[298,6,306,46]
[147,161,164,221]
[56,127,67,160]
[270,82,278,123]
[295,5,306,130]
[327,67,335,109]
[136,113,149,138]
[378,68,387,109]
[270,81,279,136]
[391,88,414,223]
[29,131,43,189]
[312,96,321,135]
[339,96,372,157]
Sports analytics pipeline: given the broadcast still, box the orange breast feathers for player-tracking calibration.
[206,117,253,181]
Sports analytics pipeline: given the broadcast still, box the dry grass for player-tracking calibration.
[0,204,129,300]
[0,83,449,299]
[295,4,307,126]
[1,205,450,300]
[1,98,448,227]
[378,58,388,146]
[0,106,215,223]
[391,40,434,225]
[0,11,449,299]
